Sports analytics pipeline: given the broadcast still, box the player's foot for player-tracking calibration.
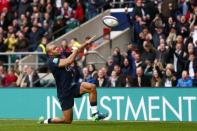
[92,112,108,121]
[37,116,45,124]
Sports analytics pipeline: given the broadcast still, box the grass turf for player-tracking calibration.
[0,120,197,131]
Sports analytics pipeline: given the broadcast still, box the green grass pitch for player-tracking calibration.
[0,120,197,131]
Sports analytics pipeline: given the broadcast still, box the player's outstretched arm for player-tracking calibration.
[78,35,96,52]
[58,35,96,67]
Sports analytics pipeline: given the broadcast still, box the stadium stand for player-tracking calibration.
[0,0,197,88]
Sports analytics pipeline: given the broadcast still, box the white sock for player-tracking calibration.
[44,119,48,124]
[91,106,98,115]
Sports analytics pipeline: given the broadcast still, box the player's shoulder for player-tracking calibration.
[47,57,60,66]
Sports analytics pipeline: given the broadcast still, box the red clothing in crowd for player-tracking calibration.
[2,74,17,87]
[75,4,84,23]
[0,0,10,13]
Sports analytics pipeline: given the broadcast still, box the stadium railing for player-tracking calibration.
[0,52,45,70]
[111,0,135,8]
[0,51,108,87]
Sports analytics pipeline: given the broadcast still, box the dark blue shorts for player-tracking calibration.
[58,83,82,111]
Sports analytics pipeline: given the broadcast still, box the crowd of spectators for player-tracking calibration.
[0,64,40,87]
[81,0,197,88]
[0,0,107,87]
[0,0,106,55]
[1,0,197,88]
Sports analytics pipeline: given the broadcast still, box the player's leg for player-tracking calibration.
[40,108,73,124]
[79,82,108,120]
[51,108,73,124]
[80,82,97,106]
[40,96,74,124]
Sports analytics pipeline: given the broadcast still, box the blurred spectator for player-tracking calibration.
[177,70,193,87]
[151,69,162,87]
[0,65,5,87]
[2,67,17,87]
[74,0,85,23]
[156,39,169,67]
[16,65,28,88]
[28,25,44,51]
[169,38,187,78]
[141,40,156,63]
[144,59,153,79]
[95,69,108,87]
[61,2,74,21]
[133,0,146,20]
[18,0,30,17]
[37,36,48,72]
[70,38,81,50]
[42,12,53,30]
[121,57,131,77]
[80,67,91,82]
[192,25,197,44]
[87,64,97,76]
[106,56,114,76]
[177,15,189,37]
[23,66,40,87]
[0,10,7,30]
[56,0,63,10]
[37,36,48,62]
[144,0,159,21]
[4,33,17,52]
[85,0,98,20]
[152,25,165,49]
[112,47,124,66]
[101,67,108,79]
[166,26,177,47]
[128,50,144,78]
[161,0,178,20]
[81,66,96,84]
[0,34,7,63]
[165,17,177,36]
[139,27,153,50]
[124,75,132,88]
[186,43,197,56]
[107,70,120,87]
[2,7,13,28]
[179,0,189,16]
[15,32,28,52]
[162,65,177,87]
[52,17,65,39]
[113,64,125,87]
[0,0,11,13]
[131,66,151,87]
[185,53,197,79]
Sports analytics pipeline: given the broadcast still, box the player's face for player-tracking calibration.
[51,45,61,56]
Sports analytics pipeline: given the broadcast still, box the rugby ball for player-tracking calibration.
[102,15,119,28]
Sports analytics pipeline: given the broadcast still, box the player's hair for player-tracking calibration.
[46,43,54,54]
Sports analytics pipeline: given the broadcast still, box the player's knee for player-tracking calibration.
[62,118,72,124]
[81,82,87,88]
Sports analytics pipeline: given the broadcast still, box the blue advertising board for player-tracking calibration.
[0,88,197,122]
